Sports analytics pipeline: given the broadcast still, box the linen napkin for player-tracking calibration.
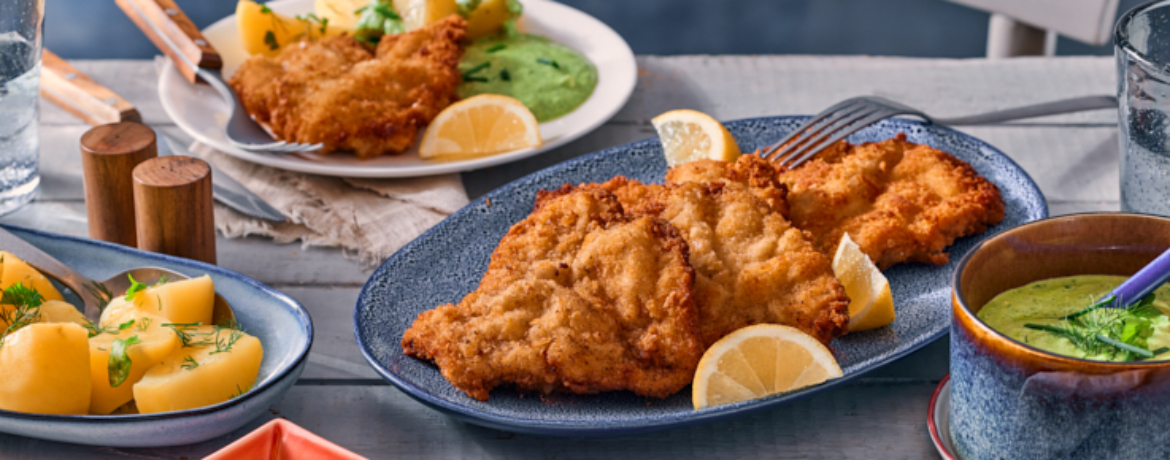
[188,143,469,267]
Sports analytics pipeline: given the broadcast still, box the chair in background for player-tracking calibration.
[947,0,1119,57]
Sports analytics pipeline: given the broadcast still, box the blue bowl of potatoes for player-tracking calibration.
[0,224,312,447]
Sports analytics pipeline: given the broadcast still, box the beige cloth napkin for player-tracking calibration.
[187,143,469,267]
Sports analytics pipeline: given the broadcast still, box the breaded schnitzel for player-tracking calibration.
[778,134,1004,269]
[594,177,850,346]
[668,134,1005,269]
[229,16,467,158]
[402,187,703,401]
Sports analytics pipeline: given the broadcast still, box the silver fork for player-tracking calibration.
[759,95,1117,168]
[123,0,322,154]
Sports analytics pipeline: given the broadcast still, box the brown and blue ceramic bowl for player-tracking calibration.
[950,213,1170,459]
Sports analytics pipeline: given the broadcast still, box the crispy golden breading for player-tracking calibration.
[776,134,1005,269]
[402,187,703,401]
[664,154,789,215]
[594,177,849,346]
[229,16,467,158]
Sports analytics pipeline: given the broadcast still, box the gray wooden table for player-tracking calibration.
[0,55,1117,459]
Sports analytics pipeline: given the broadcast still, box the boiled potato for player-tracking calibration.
[134,326,263,414]
[0,251,63,302]
[0,323,91,414]
[394,0,459,31]
[315,0,366,30]
[465,0,516,39]
[100,275,215,328]
[88,315,179,415]
[238,0,346,57]
[36,300,89,327]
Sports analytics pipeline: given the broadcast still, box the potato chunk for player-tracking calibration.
[0,323,91,414]
[0,251,64,301]
[88,315,179,415]
[100,275,215,328]
[37,300,89,327]
[134,325,263,414]
[237,0,345,57]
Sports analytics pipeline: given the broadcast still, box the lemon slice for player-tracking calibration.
[314,0,368,30]
[692,324,842,409]
[419,94,542,160]
[651,109,741,167]
[832,233,895,332]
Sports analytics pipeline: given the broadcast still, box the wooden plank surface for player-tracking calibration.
[3,55,1120,458]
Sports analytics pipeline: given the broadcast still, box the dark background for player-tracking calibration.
[46,0,1147,59]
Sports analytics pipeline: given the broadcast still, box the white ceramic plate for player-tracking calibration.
[158,0,636,178]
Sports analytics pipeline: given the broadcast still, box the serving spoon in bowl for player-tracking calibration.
[0,226,233,325]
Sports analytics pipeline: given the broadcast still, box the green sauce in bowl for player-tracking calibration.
[978,275,1170,362]
[457,33,598,122]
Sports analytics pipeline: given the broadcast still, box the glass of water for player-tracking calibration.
[0,0,41,216]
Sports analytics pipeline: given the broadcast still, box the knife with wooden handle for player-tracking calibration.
[41,49,287,223]
[114,0,221,84]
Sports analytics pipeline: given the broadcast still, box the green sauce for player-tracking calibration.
[978,275,1170,362]
[458,34,598,122]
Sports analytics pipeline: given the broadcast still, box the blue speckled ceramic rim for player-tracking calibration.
[0,223,314,423]
[354,115,1048,436]
[951,212,1170,368]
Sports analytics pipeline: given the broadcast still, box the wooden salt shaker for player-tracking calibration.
[132,156,217,264]
[80,122,157,246]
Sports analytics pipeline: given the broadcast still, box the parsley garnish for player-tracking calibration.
[354,0,404,45]
[264,31,280,51]
[108,335,141,387]
[260,5,272,14]
[124,274,147,301]
[486,44,507,53]
[499,69,511,81]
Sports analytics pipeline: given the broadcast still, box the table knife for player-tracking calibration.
[40,48,288,223]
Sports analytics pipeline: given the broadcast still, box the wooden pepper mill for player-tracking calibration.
[132,156,217,264]
[80,122,158,246]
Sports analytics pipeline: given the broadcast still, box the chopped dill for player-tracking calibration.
[181,356,200,371]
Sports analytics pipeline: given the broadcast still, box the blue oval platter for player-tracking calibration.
[0,225,313,447]
[354,116,1048,436]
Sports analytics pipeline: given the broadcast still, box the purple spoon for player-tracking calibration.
[1108,247,1170,308]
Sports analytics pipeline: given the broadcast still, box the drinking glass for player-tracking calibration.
[0,0,42,216]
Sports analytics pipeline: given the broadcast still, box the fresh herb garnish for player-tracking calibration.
[165,322,208,348]
[260,4,272,14]
[117,319,136,331]
[503,0,523,35]
[181,356,200,371]
[1023,293,1166,361]
[354,0,404,45]
[124,274,148,301]
[137,317,152,332]
[536,57,560,69]
[295,13,330,35]
[264,31,280,51]
[486,43,507,53]
[230,382,256,399]
[85,281,113,313]
[455,0,484,17]
[209,327,244,355]
[0,284,44,349]
[499,68,511,81]
[461,61,491,80]
[108,335,141,387]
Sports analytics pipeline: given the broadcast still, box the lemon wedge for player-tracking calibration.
[692,324,842,409]
[651,109,741,167]
[832,233,895,332]
[419,94,542,160]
